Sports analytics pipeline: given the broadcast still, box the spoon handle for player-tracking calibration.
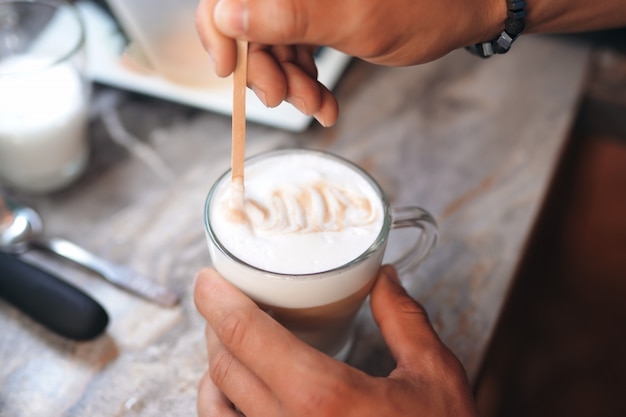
[33,237,179,308]
[0,252,109,340]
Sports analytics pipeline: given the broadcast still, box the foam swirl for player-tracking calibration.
[225,180,378,234]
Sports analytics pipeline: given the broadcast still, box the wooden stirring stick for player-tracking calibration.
[230,40,248,212]
[231,39,248,186]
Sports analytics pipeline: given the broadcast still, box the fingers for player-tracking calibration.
[194,268,334,397]
[282,60,337,125]
[213,0,335,46]
[205,325,278,416]
[197,370,242,417]
[247,45,339,126]
[246,45,288,107]
[312,84,339,127]
[197,0,338,125]
[369,265,443,365]
[196,0,237,77]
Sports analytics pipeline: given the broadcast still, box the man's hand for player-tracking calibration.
[194,265,479,417]
[195,0,504,127]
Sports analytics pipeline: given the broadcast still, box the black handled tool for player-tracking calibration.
[0,252,109,340]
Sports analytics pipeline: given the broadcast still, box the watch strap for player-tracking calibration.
[466,0,527,58]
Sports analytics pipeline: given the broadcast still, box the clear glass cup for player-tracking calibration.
[0,0,90,194]
[204,149,438,360]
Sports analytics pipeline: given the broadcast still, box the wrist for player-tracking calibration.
[472,0,509,45]
[465,0,526,57]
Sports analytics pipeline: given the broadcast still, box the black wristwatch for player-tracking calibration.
[466,0,527,58]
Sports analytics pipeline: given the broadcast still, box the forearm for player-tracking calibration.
[526,0,626,34]
[426,0,625,62]
[466,0,625,58]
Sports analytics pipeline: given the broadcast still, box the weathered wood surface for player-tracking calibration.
[0,35,590,416]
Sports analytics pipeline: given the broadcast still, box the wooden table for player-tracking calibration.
[0,34,590,416]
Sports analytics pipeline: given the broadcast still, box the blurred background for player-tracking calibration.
[475,31,626,417]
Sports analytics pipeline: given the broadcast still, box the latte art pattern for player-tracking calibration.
[227,181,378,234]
[209,151,385,274]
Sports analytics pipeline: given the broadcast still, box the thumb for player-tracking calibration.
[214,0,334,45]
[370,265,443,365]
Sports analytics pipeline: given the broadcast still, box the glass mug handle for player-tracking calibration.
[389,206,438,273]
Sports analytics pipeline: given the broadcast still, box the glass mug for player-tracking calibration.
[0,0,90,194]
[204,149,437,360]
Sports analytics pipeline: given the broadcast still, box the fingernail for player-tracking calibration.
[215,0,249,35]
[207,52,217,74]
[314,112,329,127]
[251,85,268,107]
[287,96,309,115]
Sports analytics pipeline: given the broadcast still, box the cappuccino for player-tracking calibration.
[210,151,385,275]
[206,150,391,358]
[206,150,437,358]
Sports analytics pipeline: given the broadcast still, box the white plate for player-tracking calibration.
[77,1,352,131]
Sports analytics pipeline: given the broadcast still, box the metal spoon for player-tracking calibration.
[0,197,179,308]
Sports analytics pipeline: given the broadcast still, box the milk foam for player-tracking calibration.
[210,152,385,274]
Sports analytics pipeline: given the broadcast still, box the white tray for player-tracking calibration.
[77,1,352,131]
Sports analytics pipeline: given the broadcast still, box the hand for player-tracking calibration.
[194,265,479,417]
[195,0,504,126]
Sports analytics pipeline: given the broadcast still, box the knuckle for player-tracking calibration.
[264,0,308,41]
[418,341,467,384]
[215,308,254,349]
[396,294,433,326]
[397,293,424,315]
[209,348,236,388]
[294,369,357,416]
